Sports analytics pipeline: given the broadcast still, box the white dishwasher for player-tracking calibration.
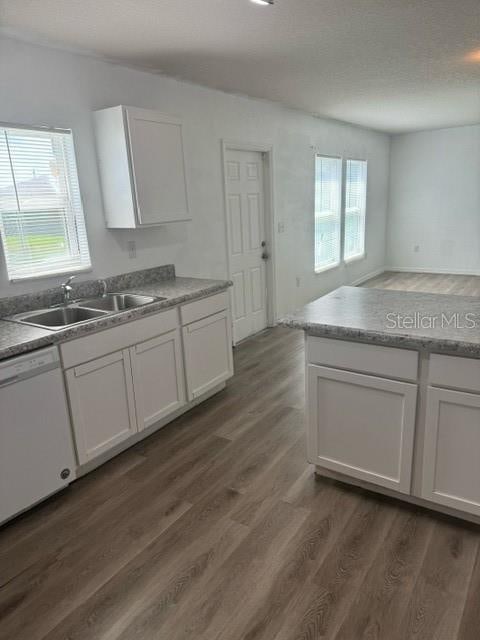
[0,346,76,525]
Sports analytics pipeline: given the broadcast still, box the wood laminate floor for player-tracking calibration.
[1,327,480,640]
[362,270,480,296]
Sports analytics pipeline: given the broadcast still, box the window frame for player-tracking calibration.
[314,154,343,274]
[0,121,92,283]
[314,153,368,274]
[343,157,367,264]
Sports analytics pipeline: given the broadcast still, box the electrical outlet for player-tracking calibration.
[127,240,137,259]
[414,245,420,253]
[278,222,285,233]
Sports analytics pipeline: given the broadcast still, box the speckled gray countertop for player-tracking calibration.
[0,321,55,361]
[0,274,231,362]
[280,286,480,357]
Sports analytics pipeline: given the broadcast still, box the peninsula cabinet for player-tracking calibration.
[422,386,480,517]
[94,105,190,228]
[307,364,417,494]
[65,350,137,464]
[288,286,480,523]
[304,334,480,522]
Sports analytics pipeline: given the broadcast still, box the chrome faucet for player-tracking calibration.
[61,275,76,305]
[99,279,108,298]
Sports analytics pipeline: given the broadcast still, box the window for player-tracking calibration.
[0,125,91,281]
[314,155,342,271]
[344,159,367,261]
[314,154,367,271]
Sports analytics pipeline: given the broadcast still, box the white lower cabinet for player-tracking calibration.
[66,349,137,464]
[63,296,234,467]
[307,364,417,494]
[130,329,186,431]
[422,386,480,517]
[182,309,233,401]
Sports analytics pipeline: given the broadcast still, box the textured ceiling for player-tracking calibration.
[1,0,479,132]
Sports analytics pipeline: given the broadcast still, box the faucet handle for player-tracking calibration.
[99,279,108,297]
[62,275,76,289]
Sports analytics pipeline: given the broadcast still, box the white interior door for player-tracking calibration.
[225,148,268,343]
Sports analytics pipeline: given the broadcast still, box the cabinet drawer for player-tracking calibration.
[306,336,418,382]
[61,308,178,369]
[429,354,480,394]
[180,291,229,326]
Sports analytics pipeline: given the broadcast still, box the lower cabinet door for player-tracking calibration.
[422,386,480,516]
[307,364,417,493]
[130,329,186,431]
[65,349,137,464]
[182,310,234,400]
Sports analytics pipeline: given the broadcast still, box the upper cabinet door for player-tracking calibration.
[126,107,189,225]
[94,105,190,228]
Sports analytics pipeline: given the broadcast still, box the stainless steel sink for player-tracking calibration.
[14,306,109,330]
[7,292,164,331]
[80,293,162,311]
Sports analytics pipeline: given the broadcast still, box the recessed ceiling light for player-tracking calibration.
[250,0,274,5]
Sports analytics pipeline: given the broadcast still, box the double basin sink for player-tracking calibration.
[9,293,166,331]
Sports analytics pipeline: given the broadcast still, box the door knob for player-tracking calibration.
[262,251,269,260]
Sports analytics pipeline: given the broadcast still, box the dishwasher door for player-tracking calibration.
[0,348,76,525]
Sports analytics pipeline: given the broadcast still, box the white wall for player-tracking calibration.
[387,125,480,274]
[0,36,390,316]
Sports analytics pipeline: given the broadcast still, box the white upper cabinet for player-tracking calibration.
[94,105,190,228]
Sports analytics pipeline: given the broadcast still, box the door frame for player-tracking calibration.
[221,140,276,344]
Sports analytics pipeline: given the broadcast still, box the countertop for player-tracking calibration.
[0,276,231,362]
[280,285,480,357]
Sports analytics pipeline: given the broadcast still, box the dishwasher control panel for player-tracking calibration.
[0,346,59,383]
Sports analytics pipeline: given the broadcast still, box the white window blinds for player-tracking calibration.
[0,125,91,281]
[314,155,342,271]
[344,159,367,261]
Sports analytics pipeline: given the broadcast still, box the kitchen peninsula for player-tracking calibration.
[282,285,480,523]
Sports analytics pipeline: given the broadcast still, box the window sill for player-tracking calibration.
[344,253,366,265]
[314,262,340,275]
[9,264,93,284]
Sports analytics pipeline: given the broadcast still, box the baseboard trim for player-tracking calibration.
[349,266,386,286]
[386,266,480,277]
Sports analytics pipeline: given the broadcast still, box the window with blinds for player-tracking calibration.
[0,125,91,281]
[344,159,367,261]
[314,155,342,272]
